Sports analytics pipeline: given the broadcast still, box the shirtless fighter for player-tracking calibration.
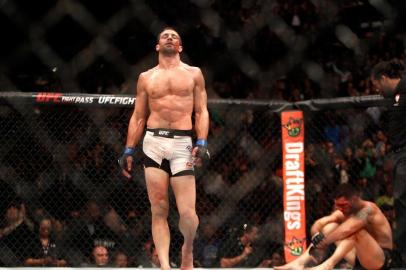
[275,183,393,270]
[119,27,210,270]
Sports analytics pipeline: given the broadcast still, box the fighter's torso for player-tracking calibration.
[364,203,393,249]
[347,202,393,249]
[143,63,196,129]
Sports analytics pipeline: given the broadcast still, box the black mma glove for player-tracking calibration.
[118,146,135,177]
[195,139,210,161]
[311,232,325,248]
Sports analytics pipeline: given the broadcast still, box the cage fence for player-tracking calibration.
[1,0,403,98]
[0,93,397,267]
[0,0,404,268]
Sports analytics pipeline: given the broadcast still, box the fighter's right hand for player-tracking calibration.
[118,146,135,178]
[311,232,325,248]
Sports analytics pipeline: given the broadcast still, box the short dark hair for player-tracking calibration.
[371,59,406,80]
[334,183,360,199]
[157,26,182,45]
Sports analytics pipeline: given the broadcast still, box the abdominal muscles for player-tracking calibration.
[148,95,193,129]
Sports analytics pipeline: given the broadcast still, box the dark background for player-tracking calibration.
[1,0,406,100]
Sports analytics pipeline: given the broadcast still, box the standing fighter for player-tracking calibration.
[118,27,209,270]
[371,59,406,266]
[275,183,393,270]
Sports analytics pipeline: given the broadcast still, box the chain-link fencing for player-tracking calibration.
[1,0,405,268]
[1,0,405,99]
[0,93,398,267]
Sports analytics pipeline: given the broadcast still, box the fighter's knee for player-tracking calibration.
[320,223,339,235]
[150,199,169,217]
[179,208,198,222]
[353,229,368,240]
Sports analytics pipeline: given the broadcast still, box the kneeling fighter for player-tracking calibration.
[275,183,393,270]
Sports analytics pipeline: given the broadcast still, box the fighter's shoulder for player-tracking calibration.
[367,201,383,216]
[355,201,376,219]
[139,67,158,79]
[364,200,379,211]
[181,63,202,75]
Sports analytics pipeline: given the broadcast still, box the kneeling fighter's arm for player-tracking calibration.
[324,207,371,245]
[311,210,343,235]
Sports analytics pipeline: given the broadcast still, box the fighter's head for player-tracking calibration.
[371,59,405,97]
[333,183,360,216]
[156,27,183,56]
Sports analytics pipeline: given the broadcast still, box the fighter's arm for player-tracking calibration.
[126,73,148,147]
[311,210,344,235]
[119,73,148,178]
[193,68,209,140]
[322,206,372,246]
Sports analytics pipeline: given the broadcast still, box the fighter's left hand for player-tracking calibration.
[192,139,210,166]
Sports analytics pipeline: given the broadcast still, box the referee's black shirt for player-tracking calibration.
[387,77,406,151]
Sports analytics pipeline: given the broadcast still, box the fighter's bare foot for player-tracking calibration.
[305,261,334,270]
[274,261,305,270]
[180,244,194,270]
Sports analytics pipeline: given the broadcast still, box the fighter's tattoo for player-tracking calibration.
[355,207,372,221]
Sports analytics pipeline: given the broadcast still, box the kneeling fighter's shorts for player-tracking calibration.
[142,128,194,177]
[353,248,393,270]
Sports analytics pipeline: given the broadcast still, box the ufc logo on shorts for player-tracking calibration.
[159,130,170,136]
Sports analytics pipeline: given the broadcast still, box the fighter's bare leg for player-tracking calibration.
[353,229,386,270]
[307,229,385,270]
[171,175,199,270]
[274,247,315,270]
[275,223,339,270]
[145,167,171,270]
[306,237,356,270]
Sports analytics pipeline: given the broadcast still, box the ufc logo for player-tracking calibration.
[36,92,62,103]
[159,131,170,136]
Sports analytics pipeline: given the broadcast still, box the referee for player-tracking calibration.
[371,59,406,267]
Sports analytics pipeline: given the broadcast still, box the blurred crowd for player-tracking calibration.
[2,0,406,101]
[0,104,290,267]
[0,197,286,267]
[1,0,405,268]
[0,104,399,267]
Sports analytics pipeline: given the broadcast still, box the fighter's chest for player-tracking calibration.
[146,71,194,97]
